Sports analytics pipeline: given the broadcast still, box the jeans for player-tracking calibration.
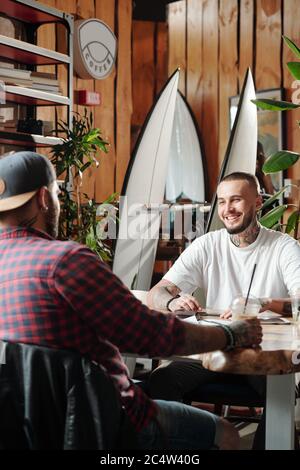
[137,399,222,450]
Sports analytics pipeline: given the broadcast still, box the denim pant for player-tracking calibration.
[137,400,222,450]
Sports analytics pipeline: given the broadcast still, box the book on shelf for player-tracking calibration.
[0,69,59,87]
[0,66,31,80]
[31,71,59,86]
[0,76,33,87]
[31,84,61,94]
[31,71,57,79]
[2,120,17,131]
[4,86,69,105]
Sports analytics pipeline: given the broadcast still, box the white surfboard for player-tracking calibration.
[206,68,257,233]
[113,70,179,290]
[165,91,207,203]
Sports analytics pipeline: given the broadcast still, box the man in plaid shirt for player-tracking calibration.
[0,151,262,450]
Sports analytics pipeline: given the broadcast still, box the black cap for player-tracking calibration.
[0,151,56,212]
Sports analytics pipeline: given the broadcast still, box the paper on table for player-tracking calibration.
[182,315,231,326]
[257,311,291,324]
[257,311,281,320]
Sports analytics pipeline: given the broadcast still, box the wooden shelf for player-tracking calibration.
[0,0,73,151]
[0,0,70,25]
[4,85,70,106]
[0,36,70,66]
[0,130,63,147]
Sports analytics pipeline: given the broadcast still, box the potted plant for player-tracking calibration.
[253,36,300,240]
[50,109,117,261]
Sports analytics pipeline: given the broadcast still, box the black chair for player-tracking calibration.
[0,341,137,449]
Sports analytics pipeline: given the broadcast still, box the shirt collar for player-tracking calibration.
[0,226,54,241]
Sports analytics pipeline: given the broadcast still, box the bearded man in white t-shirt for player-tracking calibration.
[147,172,300,447]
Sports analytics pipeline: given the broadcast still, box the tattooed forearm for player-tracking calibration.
[149,284,180,310]
[283,302,292,315]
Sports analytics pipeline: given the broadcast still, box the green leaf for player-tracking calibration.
[251,99,300,111]
[103,192,119,204]
[259,205,288,228]
[286,210,300,234]
[261,185,291,210]
[283,36,300,59]
[262,151,300,173]
[287,62,300,80]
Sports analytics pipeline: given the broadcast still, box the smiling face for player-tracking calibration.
[217,179,262,234]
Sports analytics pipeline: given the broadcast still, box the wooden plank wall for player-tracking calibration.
[34,0,168,202]
[168,0,300,198]
[33,0,300,202]
[131,19,169,151]
[131,21,156,149]
[168,0,186,94]
[35,0,133,203]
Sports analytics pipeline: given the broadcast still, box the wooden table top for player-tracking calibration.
[186,320,300,376]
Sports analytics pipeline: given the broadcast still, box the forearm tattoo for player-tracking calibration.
[283,302,292,315]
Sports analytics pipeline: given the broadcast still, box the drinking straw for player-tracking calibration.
[243,263,257,314]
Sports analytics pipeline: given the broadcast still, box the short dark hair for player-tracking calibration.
[219,172,261,195]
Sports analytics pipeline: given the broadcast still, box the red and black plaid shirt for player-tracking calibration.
[0,227,185,430]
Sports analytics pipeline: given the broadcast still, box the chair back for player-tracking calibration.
[0,341,136,449]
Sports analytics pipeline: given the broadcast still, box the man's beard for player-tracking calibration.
[224,210,255,235]
[45,195,59,238]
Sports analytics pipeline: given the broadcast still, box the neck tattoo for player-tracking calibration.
[230,223,260,247]
[20,214,38,228]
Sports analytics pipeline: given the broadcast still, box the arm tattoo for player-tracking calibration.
[152,285,180,310]
[283,302,292,315]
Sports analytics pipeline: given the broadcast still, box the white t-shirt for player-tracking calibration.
[163,225,300,310]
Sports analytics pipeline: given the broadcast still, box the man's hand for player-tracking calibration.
[220,308,232,319]
[230,318,263,349]
[260,298,292,316]
[168,293,201,312]
[220,298,294,318]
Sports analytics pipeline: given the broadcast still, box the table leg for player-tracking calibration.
[266,374,295,450]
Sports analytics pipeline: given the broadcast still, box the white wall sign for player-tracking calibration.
[74,19,117,80]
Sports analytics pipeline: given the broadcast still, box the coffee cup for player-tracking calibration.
[289,287,300,323]
[231,294,261,320]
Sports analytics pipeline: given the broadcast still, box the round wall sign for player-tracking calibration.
[74,19,117,80]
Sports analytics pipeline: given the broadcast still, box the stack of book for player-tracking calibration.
[0,66,61,95]
[2,119,17,131]
[31,71,61,94]
[0,65,32,87]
